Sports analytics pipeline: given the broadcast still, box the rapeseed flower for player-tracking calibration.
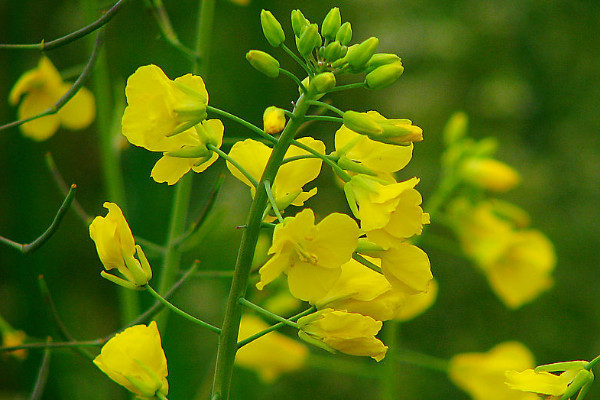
[342,110,423,146]
[297,308,387,361]
[449,341,538,400]
[460,158,521,192]
[89,202,152,289]
[263,106,286,134]
[256,208,359,302]
[227,138,325,211]
[236,314,308,383]
[505,363,591,399]
[9,56,95,141]
[94,322,168,399]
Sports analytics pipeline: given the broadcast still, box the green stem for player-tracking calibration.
[237,306,315,348]
[263,181,284,223]
[207,105,276,144]
[382,321,399,400]
[146,284,221,334]
[352,253,383,274]
[144,0,199,60]
[288,139,351,181]
[207,144,258,187]
[392,349,449,373]
[211,93,313,400]
[303,115,344,123]
[327,82,366,93]
[306,100,345,116]
[281,44,313,77]
[279,68,307,93]
[29,340,52,400]
[193,0,216,76]
[281,154,322,164]
[1,340,102,352]
[238,298,297,328]
[585,355,600,370]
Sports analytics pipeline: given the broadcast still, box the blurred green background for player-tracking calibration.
[1,0,600,399]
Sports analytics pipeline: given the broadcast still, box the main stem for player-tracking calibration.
[210,94,312,400]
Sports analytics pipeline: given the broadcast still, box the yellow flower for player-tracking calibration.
[395,279,438,321]
[94,322,168,399]
[150,119,224,185]
[89,202,152,289]
[263,106,286,134]
[505,364,591,399]
[334,123,414,174]
[227,138,326,211]
[377,243,433,294]
[460,158,521,192]
[345,175,429,249]
[236,314,308,383]
[122,64,208,152]
[342,110,423,146]
[257,208,359,302]
[449,341,539,400]
[314,258,406,321]
[9,56,95,141]
[297,308,388,362]
[1,329,28,360]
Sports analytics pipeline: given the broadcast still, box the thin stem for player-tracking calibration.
[585,355,600,370]
[0,0,129,50]
[0,29,105,133]
[207,105,277,144]
[237,298,298,329]
[303,115,344,123]
[279,68,307,93]
[306,100,345,116]
[382,321,399,400]
[1,340,103,353]
[156,392,169,400]
[29,340,52,400]
[352,253,383,274]
[392,349,449,373]
[281,154,322,164]
[237,306,315,348]
[135,237,167,254]
[144,0,199,60]
[289,139,351,181]
[207,144,258,187]
[193,0,216,75]
[0,184,77,253]
[281,44,313,77]
[263,181,283,223]
[327,82,367,93]
[211,93,313,400]
[45,153,92,225]
[145,284,221,334]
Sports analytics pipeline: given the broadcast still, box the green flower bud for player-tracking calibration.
[442,111,468,146]
[297,23,322,57]
[365,53,402,72]
[365,62,404,89]
[346,37,379,70]
[291,9,310,38]
[343,110,383,136]
[246,50,280,78]
[323,41,343,62]
[309,72,336,93]
[336,22,352,45]
[321,7,341,41]
[260,10,285,47]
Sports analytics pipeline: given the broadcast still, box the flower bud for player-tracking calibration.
[309,72,336,94]
[365,53,402,73]
[246,50,280,78]
[291,9,310,37]
[365,62,404,89]
[443,111,468,146]
[321,7,341,41]
[263,106,286,134]
[297,23,322,57]
[323,41,344,62]
[260,10,285,47]
[343,110,383,136]
[460,158,521,192]
[336,22,352,45]
[346,37,379,70]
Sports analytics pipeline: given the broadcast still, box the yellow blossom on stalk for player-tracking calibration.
[227,138,326,211]
[150,119,224,185]
[257,208,359,302]
[263,106,286,134]
[395,279,438,321]
[345,175,429,248]
[314,258,406,321]
[342,110,423,146]
[297,308,388,361]
[1,330,28,360]
[460,158,521,192]
[449,341,539,400]
[505,363,591,399]
[122,64,208,152]
[334,123,414,174]
[94,322,168,399]
[89,202,152,289]
[236,314,308,383]
[9,56,95,141]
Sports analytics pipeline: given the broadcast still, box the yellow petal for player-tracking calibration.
[227,139,271,191]
[17,91,60,141]
[151,155,195,185]
[287,262,342,302]
[380,243,432,294]
[57,84,96,130]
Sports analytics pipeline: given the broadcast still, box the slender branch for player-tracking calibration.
[391,349,449,373]
[0,29,105,133]
[306,100,345,116]
[0,184,77,253]
[207,144,258,187]
[45,153,92,225]
[1,340,102,352]
[263,181,283,223]
[144,0,199,60]
[0,0,129,50]
[206,105,277,144]
[238,298,298,329]
[352,253,383,274]
[327,82,366,93]
[303,115,344,123]
[29,340,52,400]
[237,306,315,348]
[281,154,322,165]
[145,284,221,334]
[281,44,313,77]
[135,236,167,255]
[279,68,307,93]
[288,138,351,181]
